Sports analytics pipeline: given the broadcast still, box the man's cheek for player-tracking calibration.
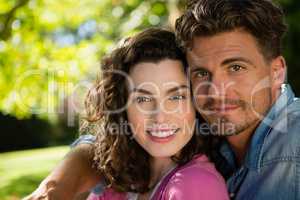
[192,81,211,95]
[193,87,208,103]
[194,97,210,115]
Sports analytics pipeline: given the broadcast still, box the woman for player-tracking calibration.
[83,28,229,200]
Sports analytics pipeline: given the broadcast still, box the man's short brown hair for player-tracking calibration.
[175,0,287,61]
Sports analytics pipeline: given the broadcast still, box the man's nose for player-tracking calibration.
[208,72,233,98]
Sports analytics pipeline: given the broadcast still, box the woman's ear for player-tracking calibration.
[270,56,286,95]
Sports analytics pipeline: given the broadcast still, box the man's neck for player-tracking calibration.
[226,120,260,166]
[225,91,282,166]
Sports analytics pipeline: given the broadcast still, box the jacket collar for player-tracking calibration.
[220,84,295,170]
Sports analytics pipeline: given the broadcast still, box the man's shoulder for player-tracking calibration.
[272,97,300,138]
[261,98,300,163]
[71,134,96,147]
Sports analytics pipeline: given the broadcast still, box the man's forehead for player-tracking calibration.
[187,45,246,66]
[187,30,258,63]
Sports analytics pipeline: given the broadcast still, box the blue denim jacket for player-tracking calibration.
[73,84,300,199]
[219,84,300,200]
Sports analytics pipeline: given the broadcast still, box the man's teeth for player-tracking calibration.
[148,130,176,138]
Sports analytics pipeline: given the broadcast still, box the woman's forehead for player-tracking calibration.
[128,59,188,93]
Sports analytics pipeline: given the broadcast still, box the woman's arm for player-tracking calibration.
[23,143,102,200]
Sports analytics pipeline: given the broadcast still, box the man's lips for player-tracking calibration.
[210,105,240,113]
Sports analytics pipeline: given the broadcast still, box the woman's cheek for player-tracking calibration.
[127,106,146,137]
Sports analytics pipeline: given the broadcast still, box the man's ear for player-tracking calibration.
[270,56,286,96]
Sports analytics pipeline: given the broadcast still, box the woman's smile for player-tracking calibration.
[146,128,180,143]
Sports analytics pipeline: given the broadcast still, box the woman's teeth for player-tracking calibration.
[148,130,177,138]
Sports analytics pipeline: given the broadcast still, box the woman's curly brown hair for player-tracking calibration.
[80,28,212,193]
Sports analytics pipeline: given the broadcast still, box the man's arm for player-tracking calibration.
[23,143,101,200]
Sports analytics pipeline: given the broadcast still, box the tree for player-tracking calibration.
[0,0,178,120]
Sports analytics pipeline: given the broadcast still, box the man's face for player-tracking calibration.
[187,29,285,136]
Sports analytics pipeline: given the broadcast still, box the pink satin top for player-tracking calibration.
[87,154,229,200]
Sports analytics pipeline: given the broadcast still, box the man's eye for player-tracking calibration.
[195,70,209,78]
[169,95,186,101]
[136,96,152,103]
[229,64,244,72]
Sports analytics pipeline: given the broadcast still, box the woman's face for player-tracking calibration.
[127,59,196,158]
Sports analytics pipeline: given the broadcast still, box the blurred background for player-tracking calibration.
[0,0,299,199]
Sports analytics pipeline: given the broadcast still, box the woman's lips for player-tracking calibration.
[146,129,179,143]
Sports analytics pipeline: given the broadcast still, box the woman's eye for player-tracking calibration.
[229,64,245,72]
[136,96,152,103]
[169,95,186,101]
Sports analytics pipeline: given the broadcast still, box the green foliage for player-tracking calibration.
[0,146,68,199]
[0,0,172,119]
[277,0,300,96]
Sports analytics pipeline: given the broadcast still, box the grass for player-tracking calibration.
[0,146,69,200]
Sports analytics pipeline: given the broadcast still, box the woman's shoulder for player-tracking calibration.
[164,154,229,200]
[177,154,223,179]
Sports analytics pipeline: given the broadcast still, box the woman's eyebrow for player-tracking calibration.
[166,85,189,94]
[131,88,153,95]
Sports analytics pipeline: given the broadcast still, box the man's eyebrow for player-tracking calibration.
[221,57,255,67]
[189,66,210,74]
[132,88,152,95]
[166,85,189,94]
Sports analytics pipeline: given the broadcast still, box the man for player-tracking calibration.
[25,0,300,199]
[175,1,299,199]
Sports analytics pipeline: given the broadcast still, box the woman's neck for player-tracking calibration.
[149,157,175,188]
[137,157,176,200]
